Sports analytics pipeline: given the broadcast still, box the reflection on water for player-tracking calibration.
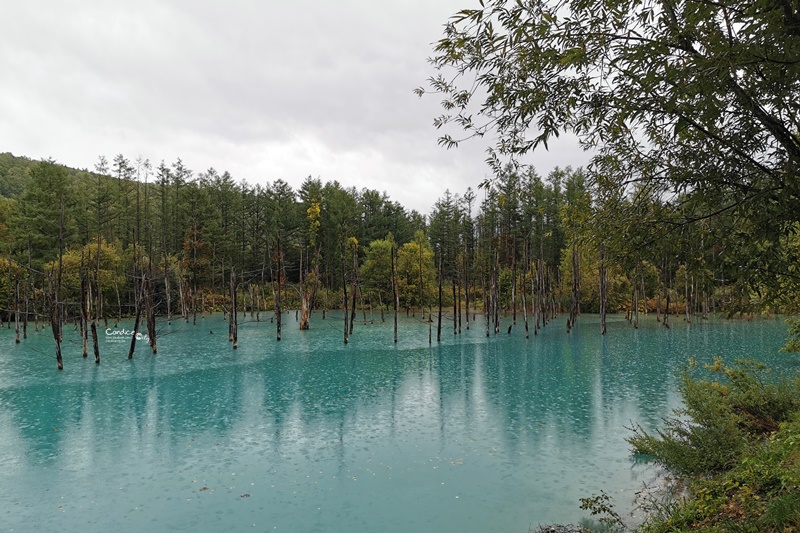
[0,313,794,532]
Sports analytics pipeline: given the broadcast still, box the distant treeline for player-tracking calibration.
[0,151,793,366]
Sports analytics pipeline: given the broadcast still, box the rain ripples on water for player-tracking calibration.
[0,313,792,532]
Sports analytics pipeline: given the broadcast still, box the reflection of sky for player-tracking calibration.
[0,314,791,531]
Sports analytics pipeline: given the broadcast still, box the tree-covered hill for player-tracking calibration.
[1,148,796,369]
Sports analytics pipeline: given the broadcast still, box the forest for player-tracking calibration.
[1,146,795,370]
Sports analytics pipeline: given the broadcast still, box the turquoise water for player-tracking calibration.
[0,313,796,532]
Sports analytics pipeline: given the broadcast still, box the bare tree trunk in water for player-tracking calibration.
[91,320,100,364]
[349,242,357,336]
[452,279,457,335]
[437,254,443,342]
[299,248,310,330]
[491,250,500,335]
[53,196,66,370]
[49,275,63,370]
[341,249,348,344]
[685,267,691,324]
[275,235,282,341]
[177,262,186,321]
[231,268,238,349]
[249,284,255,318]
[164,253,172,324]
[14,278,20,344]
[656,265,662,322]
[128,279,145,359]
[482,270,490,338]
[664,270,671,329]
[522,274,529,338]
[80,267,88,356]
[90,259,100,364]
[599,245,607,335]
[115,280,122,328]
[391,243,398,343]
[511,238,517,325]
[457,277,462,334]
[146,274,157,354]
[464,239,470,330]
[23,284,28,339]
[568,244,580,332]
[418,238,424,322]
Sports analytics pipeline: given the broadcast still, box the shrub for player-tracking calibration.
[628,359,800,477]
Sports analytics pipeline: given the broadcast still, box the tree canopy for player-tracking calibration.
[419,0,800,305]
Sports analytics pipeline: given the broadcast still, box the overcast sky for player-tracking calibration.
[1,1,588,214]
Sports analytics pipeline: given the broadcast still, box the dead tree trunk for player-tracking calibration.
[14,278,20,344]
[52,196,66,370]
[437,254,443,342]
[341,248,349,344]
[511,237,517,325]
[299,248,310,330]
[231,268,238,349]
[88,250,100,363]
[568,244,580,332]
[114,280,122,328]
[349,242,358,336]
[452,278,457,336]
[464,238,470,331]
[146,274,157,354]
[128,278,145,359]
[49,275,63,370]
[391,243,399,343]
[685,266,691,324]
[80,267,88,356]
[23,283,28,339]
[275,238,282,341]
[599,245,607,335]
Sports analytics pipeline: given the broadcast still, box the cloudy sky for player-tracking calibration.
[1,1,587,214]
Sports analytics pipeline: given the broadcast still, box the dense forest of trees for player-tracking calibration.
[1,149,791,369]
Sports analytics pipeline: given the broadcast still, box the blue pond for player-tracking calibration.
[0,312,795,532]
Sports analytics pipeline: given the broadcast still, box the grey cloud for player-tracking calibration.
[0,0,588,213]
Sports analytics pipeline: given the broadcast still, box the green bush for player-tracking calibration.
[628,359,800,477]
[632,362,800,532]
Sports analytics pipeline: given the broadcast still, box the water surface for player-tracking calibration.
[0,313,795,532]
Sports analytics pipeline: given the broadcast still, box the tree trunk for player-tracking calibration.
[275,236,282,341]
[349,243,357,336]
[91,320,100,364]
[391,243,398,343]
[146,274,157,354]
[437,254,443,342]
[685,266,692,324]
[80,268,88,356]
[457,276,462,334]
[599,245,607,335]
[53,196,66,370]
[464,238,470,330]
[22,283,28,339]
[511,238,517,325]
[231,268,238,349]
[128,280,145,359]
[452,279,457,335]
[341,248,349,344]
[50,278,63,371]
[299,249,310,330]
[14,278,20,344]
